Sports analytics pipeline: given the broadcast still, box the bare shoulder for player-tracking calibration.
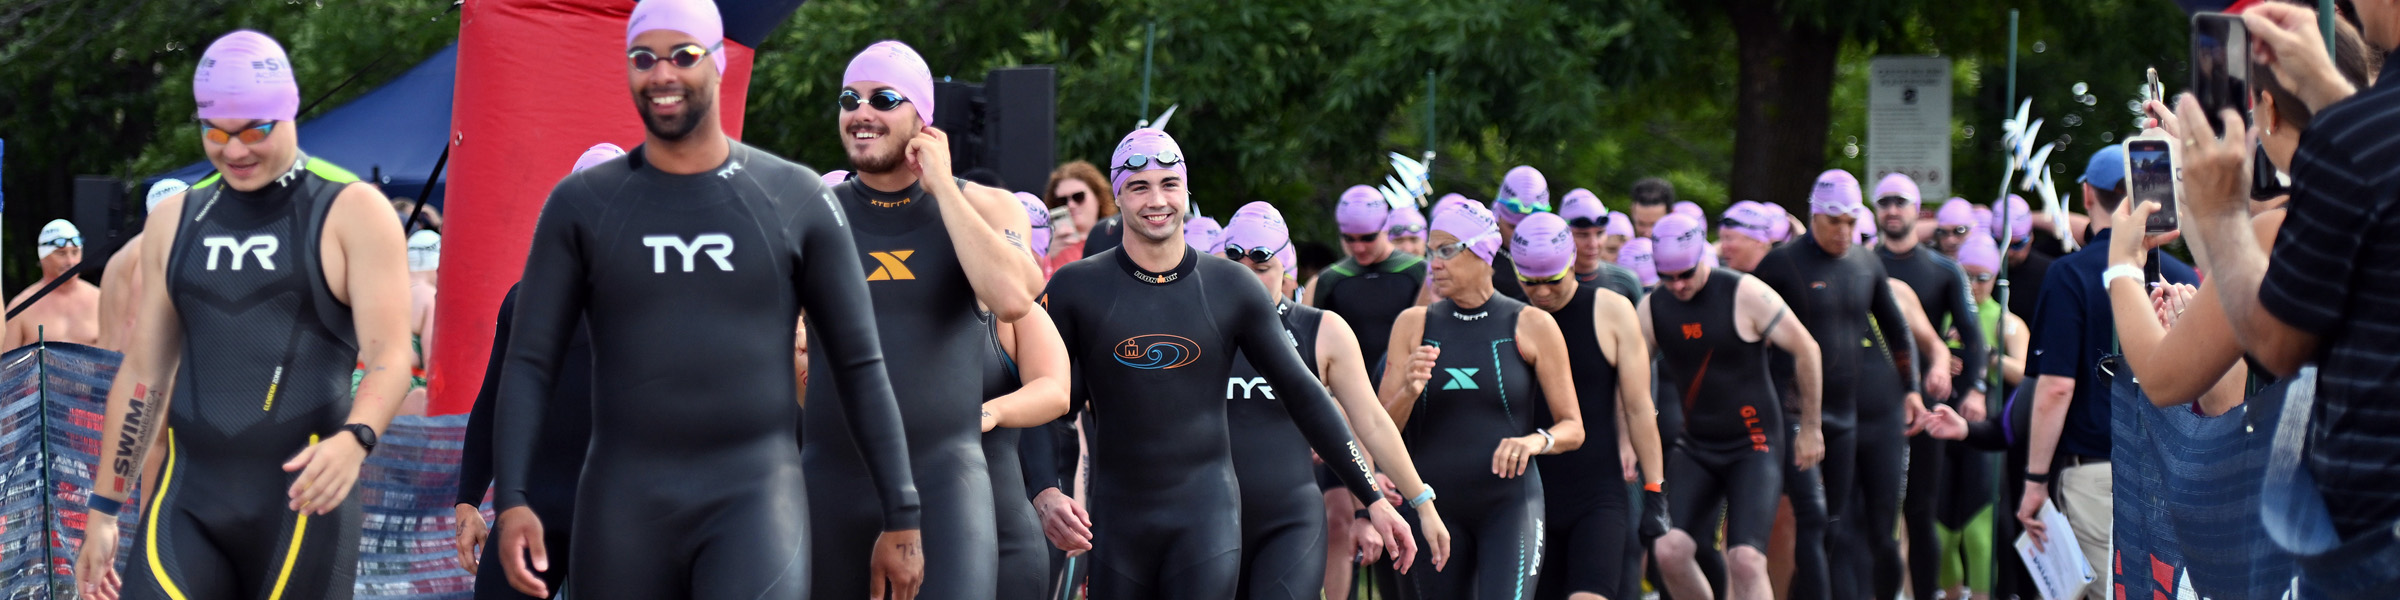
[330,181,400,227]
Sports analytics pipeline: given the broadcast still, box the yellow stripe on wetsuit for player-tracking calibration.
[267,433,319,600]
[143,429,188,600]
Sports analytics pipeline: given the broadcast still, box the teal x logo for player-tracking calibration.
[1441,368,1481,390]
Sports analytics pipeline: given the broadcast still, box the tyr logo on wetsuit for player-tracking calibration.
[641,233,734,272]
[1227,377,1275,399]
[1114,334,1202,369]
[202,235,278,270]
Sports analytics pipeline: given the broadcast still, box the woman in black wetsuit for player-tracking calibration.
[981,192,1075,600]
[1379,201,1587,600]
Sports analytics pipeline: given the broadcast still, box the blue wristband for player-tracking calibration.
[1407,487,1437,508]
[88,494,125,518]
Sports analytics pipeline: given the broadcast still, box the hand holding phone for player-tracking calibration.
[2122,135,2180,233]
[2190,13,2254,137]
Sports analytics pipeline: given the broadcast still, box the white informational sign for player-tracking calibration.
[1868,56,1953,203]
[2014,502,2097,600]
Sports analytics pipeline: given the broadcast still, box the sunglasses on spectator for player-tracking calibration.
[1659,267,1701,282]
[628,44,715,71]
[200,120,277,145]
[839,89,911,112]
[1342,232,1382,244]
[1224,241,1289,265]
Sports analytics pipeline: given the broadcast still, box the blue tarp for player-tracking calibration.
[155,45,455,210]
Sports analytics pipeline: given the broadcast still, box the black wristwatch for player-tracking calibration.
[341,423,379,454]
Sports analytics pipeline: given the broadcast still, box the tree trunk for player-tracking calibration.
[1723,0,1841,216]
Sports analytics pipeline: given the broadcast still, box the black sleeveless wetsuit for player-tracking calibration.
[1532,284,1633,600]
[1226,301,1330,600]
[496,143,919,599]
[1650,269,1783,553]
[129,156,365,600]
[980,312,1049,600]
[1041,247,1381,600]
[1311,252,1427,378]
[803,177,996,600]
[1402,294,1545,600]
[459,285,592,600]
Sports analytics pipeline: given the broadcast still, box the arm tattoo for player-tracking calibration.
[110,384,167,492]
[1005,230,1028,252]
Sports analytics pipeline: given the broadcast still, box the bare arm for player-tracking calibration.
[2026,375,2074,476]
[90,195,190,509]
[985,310,1071,429]
[1519,307,1585,453]
[1320,312,1432,500]
[935,179,1044,322]
[2001,314,2029,386]
[96,250,138,351]
[1376,307,1430,427]
[1597,292,1664,485]
[332,184,418,443]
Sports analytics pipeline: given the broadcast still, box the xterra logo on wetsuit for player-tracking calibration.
[202,235,279,270]
[642,234,735,273]
[1113,334,1202,369]
[864,250,915,281]
[1442,368,1481,390]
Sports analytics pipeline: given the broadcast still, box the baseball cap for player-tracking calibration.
[2080,144,2127,192]
[1336,185,1393,235]
[37,220,81,260]
[1509,213,1575,279]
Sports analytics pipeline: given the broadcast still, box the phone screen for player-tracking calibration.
[2127,140,2178,232]
[2191,14,2252,135]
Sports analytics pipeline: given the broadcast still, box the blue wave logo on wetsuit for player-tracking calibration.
[1114,335,1202,370]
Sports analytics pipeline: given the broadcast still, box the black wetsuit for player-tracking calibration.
[1532,284,1631,600]
[1749,234,1916,600]
[497,143,919,599]
[1041,246,1381,600]
[1575,262,1645,304]
[980,312,1048,600]
[128,156,365,600]
[1649,269,1782,554]
[1491,254,1530,303]
[803,177,996,600]
[1311,251,1427,375]
[1847,314,1909,600]
[1873,243,1986,600]
[1401,294,1545,600]
[1226,301,1330,600]
[459,285,592,600]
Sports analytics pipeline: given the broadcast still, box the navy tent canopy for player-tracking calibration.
[155,44,456,210]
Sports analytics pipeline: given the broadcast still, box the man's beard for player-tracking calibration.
[848,126,912,174]
[639,91,711,141]
[1881,216,1913,240]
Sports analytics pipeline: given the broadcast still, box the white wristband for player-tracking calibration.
[2102,264,2145,291]
[1535,429,1556,454]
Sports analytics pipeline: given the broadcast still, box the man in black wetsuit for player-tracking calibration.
[1558,188,1644,301]
[803,39,1046,600]
[1745,170,1917,600]
[1640,213,1824,600]
[490,3,924,598]
[1038,127,1412,600]
[1512,213,1671,600]
[77,29,418,600]
[450,143,619,600]
[1312,184,1427,375]
[1866,173,1987,600]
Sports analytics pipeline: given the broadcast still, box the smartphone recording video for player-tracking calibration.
[2191,13,2253,136]
[2125,138,2179,233]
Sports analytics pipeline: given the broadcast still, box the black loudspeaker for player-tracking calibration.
[70,176,126,283]
[930,66,1057,195]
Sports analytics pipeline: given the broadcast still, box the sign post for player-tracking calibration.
[1868,56,1954,202]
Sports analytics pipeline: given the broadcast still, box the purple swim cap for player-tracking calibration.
[1618,238,1658,286]
[1763,202,1792,242]
[822,169,851,186]
[1936,198,1976,228]
[844,41,936,126]
[1492,166,1550,225]
[1509,213,1576,279]
[1871,173,1921,211]
[1973,205,1995,234]
[1604,212,1634,238]
[572,142,625,173]
[1652,214,1708,274]
[1559,188,1608,226]
[1184,216,1223,254]
[1998,194,2033,243]
[1809,170,1864,216]
[1853,205,1879,246]
[194,30,300,122]
[1336,185,1393,235]
[1222,202,1294,277]
[1433,193,1474,217]
[1017,191,1053,258]
[1386,206,1428,236]
[626,0,727,73]
[1110,128,1188,196]
[1719,201,1776,243]
[1431,201,1503,264]
[1673,201,1705,222]
[1959,233,2001,274]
